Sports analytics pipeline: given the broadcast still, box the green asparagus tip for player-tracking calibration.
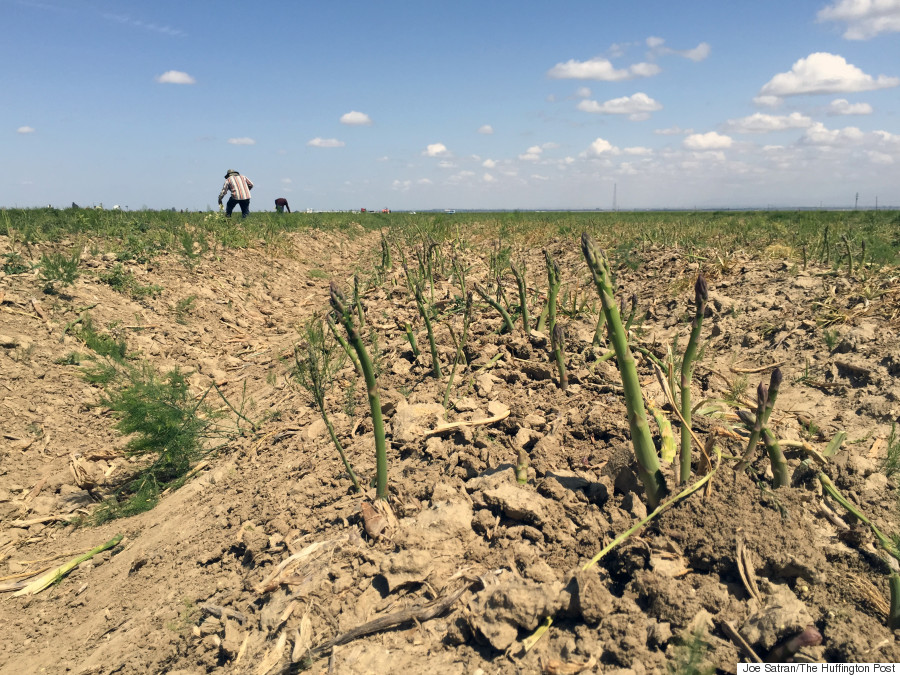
[695,273,708,304]
[580,232,596,266]
[770,366,783,388]
[757,382,768,409]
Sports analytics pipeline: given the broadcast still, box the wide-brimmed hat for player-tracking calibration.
[224,169,239,178]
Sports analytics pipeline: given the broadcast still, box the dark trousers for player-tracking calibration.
[225,197,250,218]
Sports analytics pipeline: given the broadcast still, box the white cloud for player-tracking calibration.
[818,0,900,39]
[227,137,256,145]
[155,70,196,84]
[654,125,693,135]
[680,42,711,62]
[645,37,711,62]
[392,179,411,191]
[827,98,873,114]
[548,57,660,81]
[417,178,433,185]
[17,126,35,134]
[759,52,899,97]
[577,92,662,119]
[424,142,449,157]
[800,122,864,145]
[307,137,345,148]
[873,129,900,145]
[624,146,653,155]
[519,145,543,161]
[478,124,494,134]
[753,95,783,107]
[683,131,733,150]
[868,150,894,164]
[482,159,497,168]
[437,160,457,169]
[281,178,292,184]
[483,173,496,183]
[575,86,592,98]
[724,112,813,133]
[340,111,372,126]
[584,137,618,157]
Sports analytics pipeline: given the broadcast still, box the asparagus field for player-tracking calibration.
[1,208,900,673]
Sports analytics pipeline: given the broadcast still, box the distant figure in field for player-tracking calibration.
[275,197,291,213]
[218,169,254,218]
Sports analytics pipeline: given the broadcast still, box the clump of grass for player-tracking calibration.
[822,328,840,352]
[93,364,222,523]
[178,227,207,266]
[2,251,30,275]
[174,295,197,325]
[100,263,162,299]
[40,247,81,291]
[667,627,715,675]
[70,314,128,362]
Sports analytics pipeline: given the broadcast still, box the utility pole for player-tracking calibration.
[855,192,859,210]
[875,195,878,211]
[613,183,617,212]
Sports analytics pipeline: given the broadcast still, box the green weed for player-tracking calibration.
[71,314,128,362]
[100,263,162,299]
[92,364,221,523]
[822,328,840,352]
[174,295,197,324]
[667,627,715,675]
[2,251,30,275]
[39,248,81,291]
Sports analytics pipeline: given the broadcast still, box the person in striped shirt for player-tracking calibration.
[217,169,254,218]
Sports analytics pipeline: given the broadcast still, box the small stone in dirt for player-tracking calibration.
[454,397,480,412]
[303,418,327,440]
[475,373,496,396]
[199,616,222,635]
[740,581,814,650]
[523,413,547,430]
[378,550,434,592]
[413,499,473,539]
[0,334,19,348]
[483,483,549,525]
[393,401,445,442]
[391,359,411,375]
[240,525,269,557]
[470,578,567,651]
[513,427,541,450]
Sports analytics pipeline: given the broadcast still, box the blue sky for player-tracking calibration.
[5,0,900,210]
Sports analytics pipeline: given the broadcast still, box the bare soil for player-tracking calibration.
[1,226,899,674]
